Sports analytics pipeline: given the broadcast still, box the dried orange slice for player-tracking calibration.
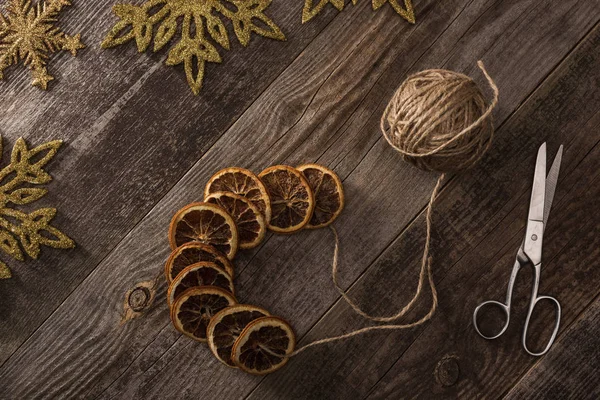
[232,316,296,375]
[165,242,234,283]
[258,166,315,233]
[167,262,234,306]
[204,167,271,223]
[207,304,271,368]
[297,164,345,229]
[168,202,238,259]
[170,286,236,342]
[205,192,266,250]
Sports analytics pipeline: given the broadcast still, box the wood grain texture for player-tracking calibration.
[363,29,600,399]
[0,0,336,364]
[0,0,598,399]
[504,298,600,400]
[246,15,600,400]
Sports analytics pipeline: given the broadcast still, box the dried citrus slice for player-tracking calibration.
[258,166,315,233]
[205,192,266,250]
[207,304,271,368]
[170,286,236,342]
[204,167,271,222]
[165,242,234,283]
[168,202,238,259]
[297,164,345,229]
[167,262,234,306]
[232,316,296,375]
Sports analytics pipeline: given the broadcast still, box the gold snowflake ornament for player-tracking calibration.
[0,137,74,279]
[0,0,85,90]
[302,0,415,24]
[102,0,286,95]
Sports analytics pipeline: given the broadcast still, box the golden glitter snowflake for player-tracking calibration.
[302,0,415,24]
[0,0,85,90]
[0,137,74,279]
[102,0,286,95]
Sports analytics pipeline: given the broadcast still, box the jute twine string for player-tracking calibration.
[274,61,499,359]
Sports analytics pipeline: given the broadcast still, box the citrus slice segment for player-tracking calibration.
[207,304,271,367]
[205,192,266,250]
[167,262,234,306]
[168,202,238,259]
[258,166,315,233]
[204,167,271,222]
[297,164,345,229]
[165,242,234,283]
[232,316,296,375]
[170,286,236,342]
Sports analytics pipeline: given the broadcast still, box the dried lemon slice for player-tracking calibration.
[168,202,238,259]
[297,164,345,228]
[232,316,296,375]
[165,242,234,283]
[204,167,271,223]
[205,191,266,250]
[207,304,271,367]
[258,166,314,233]
[171,286,236,342]
[167,262,234,306]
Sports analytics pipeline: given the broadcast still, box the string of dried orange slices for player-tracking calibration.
[164,165,345,375]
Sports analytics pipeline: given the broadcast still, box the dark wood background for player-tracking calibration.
[1,0,599,398]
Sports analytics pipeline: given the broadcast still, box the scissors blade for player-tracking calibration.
[528,143,547,224]
[543,145,563,229]
[522,143,547,263]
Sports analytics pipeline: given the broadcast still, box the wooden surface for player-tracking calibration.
[1,0,599,398]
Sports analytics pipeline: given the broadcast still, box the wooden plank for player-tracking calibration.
[99,1,600,396]
[243,17,600,400]
[0,0,337,364]
[240,5,600,400]
[504,297,600,400]
[360,32,600,399]
[365,121,600,399]
[1,0,428,397]
[1,1,598,400]
[100,0,600,397]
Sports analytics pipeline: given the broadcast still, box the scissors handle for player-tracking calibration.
[522,263,561,356]
[473,300,510,339]
[473,260,561,356]
[473,257,521,340]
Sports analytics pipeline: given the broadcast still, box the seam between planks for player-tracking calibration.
[242,2,482,392]
[242,0,538,396]
[358,26,600,397]
[92,1,447,395]
[496,117,600,399]
[309,0,475,178]
[0,7,345,371]
[258,16,600,399]
[180,0,440,288]
[362,95,600,400]
[3,0,593,396]
[439,0,503,67]
[363,123,600,399]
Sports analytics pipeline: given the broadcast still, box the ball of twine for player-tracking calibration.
[381,61,499,172]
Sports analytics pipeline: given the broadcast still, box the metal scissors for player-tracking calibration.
[473,143,563,356]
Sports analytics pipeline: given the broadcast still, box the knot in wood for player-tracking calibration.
[128,286,151,312]
[435,356,460,387]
